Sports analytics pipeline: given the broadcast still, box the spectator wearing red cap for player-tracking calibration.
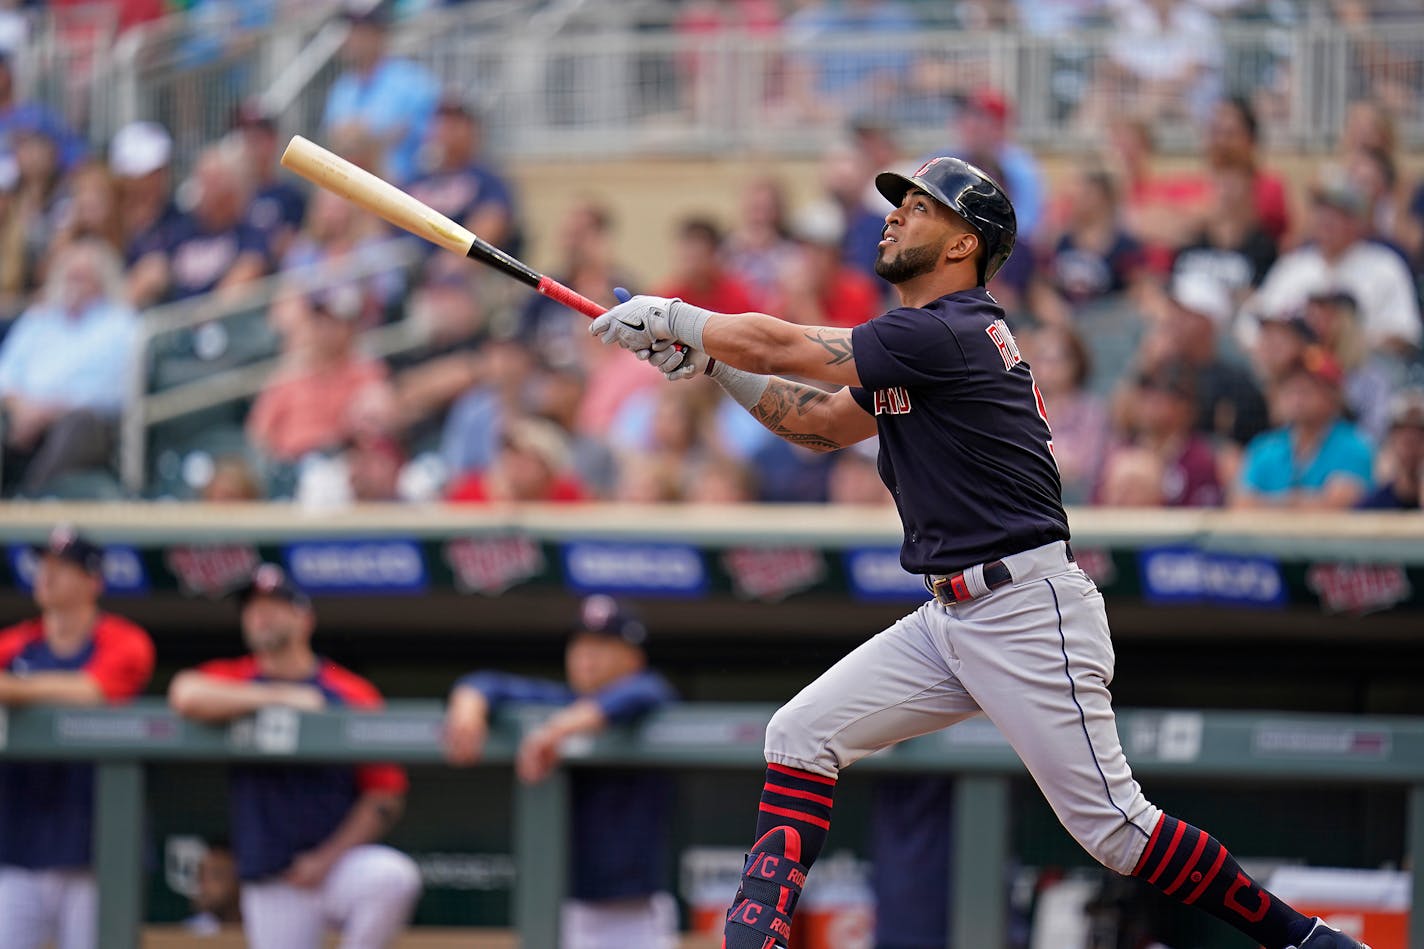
[1232,347,1374,509]
[947,86,1045,240]
[0,526,155,949]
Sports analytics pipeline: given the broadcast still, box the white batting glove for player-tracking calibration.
[588,294,678,352]
[646,338,708,381]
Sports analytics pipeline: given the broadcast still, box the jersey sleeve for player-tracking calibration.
[454,671,573,712]
[592,670,678,725]
[319,664,411,796]
[84,617,155,702]
[194,656,260,682]
[851,308,970,392]
[0,623,39,670]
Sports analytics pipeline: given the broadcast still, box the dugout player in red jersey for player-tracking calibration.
[168,563,421,949]
[590,158,1369,949]
[0,526,154,949]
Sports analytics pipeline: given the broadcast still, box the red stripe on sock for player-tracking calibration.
[764,781,835,808]
[1182,843,1229,905]
[767,762,836,786]
[759,802,831,829]
[1164,830,1211,896]
[1147,819,1188,884]
[1132,815,1167,876]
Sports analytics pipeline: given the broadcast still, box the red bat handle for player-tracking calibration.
[536,275,605,319]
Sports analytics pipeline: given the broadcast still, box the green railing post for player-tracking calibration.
[952,775,1009,949]
[94,761,145,949]
[514,768,569,948]
[1410,784,1424,949]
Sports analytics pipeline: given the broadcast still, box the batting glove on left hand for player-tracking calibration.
[647,338,708,381]
[589,292,678,353]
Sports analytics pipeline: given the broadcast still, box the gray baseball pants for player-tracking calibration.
[764,540,1161,875]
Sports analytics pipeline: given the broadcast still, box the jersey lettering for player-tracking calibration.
[1031,376,1056,460]
[873,387,912,416]
[985,319,1023,371]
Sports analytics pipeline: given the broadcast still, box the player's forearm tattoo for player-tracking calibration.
[752,379,843,452]
[804,329,855,366]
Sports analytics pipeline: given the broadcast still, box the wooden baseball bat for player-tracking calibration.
[279,134,605,318]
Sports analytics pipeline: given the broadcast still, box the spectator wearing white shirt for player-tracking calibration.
[1248,172,1421,354]
[0,240,136,496]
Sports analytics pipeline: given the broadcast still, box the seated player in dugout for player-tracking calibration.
[167,563,422,949]
[443,594,679,949]
[588,158,1372,949]
[0,526,155,949]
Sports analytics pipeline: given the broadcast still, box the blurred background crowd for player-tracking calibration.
[0,0,1423,513]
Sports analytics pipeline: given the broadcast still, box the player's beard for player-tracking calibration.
[874,237,946,284]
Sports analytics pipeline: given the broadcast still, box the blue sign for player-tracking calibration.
[1138,547,1285,608]
[562,542,707,596]
[8,544,148,596]
[283,540,428,594]
[844,548,926,602]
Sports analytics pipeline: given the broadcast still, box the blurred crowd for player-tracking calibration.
[0,0,1422,512]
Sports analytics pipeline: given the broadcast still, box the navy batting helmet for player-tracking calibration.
[875,156,1016,284]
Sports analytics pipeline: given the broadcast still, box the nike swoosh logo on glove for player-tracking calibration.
[624,318,645,330]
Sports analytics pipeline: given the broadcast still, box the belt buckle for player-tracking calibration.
[931,572,972,606]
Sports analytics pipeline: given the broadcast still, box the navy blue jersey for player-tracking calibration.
[849,289,1068,574]
[457,669,678,901]
[199,656,408,881]
[0,616,154,870]
[135,212,268,302]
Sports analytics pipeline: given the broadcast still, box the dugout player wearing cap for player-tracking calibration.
[167,563,421,949]
[589,157,1368,949]
[0,526,154,949]
[443,595,679,949]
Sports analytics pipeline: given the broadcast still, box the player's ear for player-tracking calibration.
[944,230,979,267]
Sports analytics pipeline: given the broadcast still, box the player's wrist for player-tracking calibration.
[666,300,714,350]
[709,363,769,410]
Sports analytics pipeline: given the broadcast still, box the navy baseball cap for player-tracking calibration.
[31,525,103,575]
[232,563,312,610]
[575,595,647,647]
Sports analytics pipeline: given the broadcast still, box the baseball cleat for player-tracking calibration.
[1291,917,1372,948]
[722,826,805,949]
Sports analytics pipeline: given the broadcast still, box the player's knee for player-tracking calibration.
[763,703,837,775]
[1078,819,1147,875]
[367,849,424,906]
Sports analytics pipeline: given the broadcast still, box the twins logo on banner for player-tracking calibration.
[722,547,826,602]
[562,542,706,596]
[284,540,427,594]
[1305,562,1412,615]
[165,544,261,597]
[444,536,545,595]
[1138,546,1285,608]
[7,544,148,595]
[843,548,926,601]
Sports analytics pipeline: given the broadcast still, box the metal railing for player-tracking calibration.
[21,8,1424,164]
[118,239,422,495]
[0,700,1420,949]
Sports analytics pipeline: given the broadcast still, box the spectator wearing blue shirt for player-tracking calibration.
[1358,389,1424,510]
[1233,348,1375,509]
[232,103,308,266]
[405,96,520,260]
[0,240,137,497]
[945,87,1045,242]
[443,595,679,949]
[109,121,182,269]
[128,143,267,308]
[321,5,439,185]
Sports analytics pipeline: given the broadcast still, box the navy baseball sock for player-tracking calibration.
[1133,815,1314,949]
[724,764,837,949]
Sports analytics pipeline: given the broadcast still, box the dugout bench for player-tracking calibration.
[0,702,1421,949]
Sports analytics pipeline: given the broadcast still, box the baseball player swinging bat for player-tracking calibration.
[280,135,605,317]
